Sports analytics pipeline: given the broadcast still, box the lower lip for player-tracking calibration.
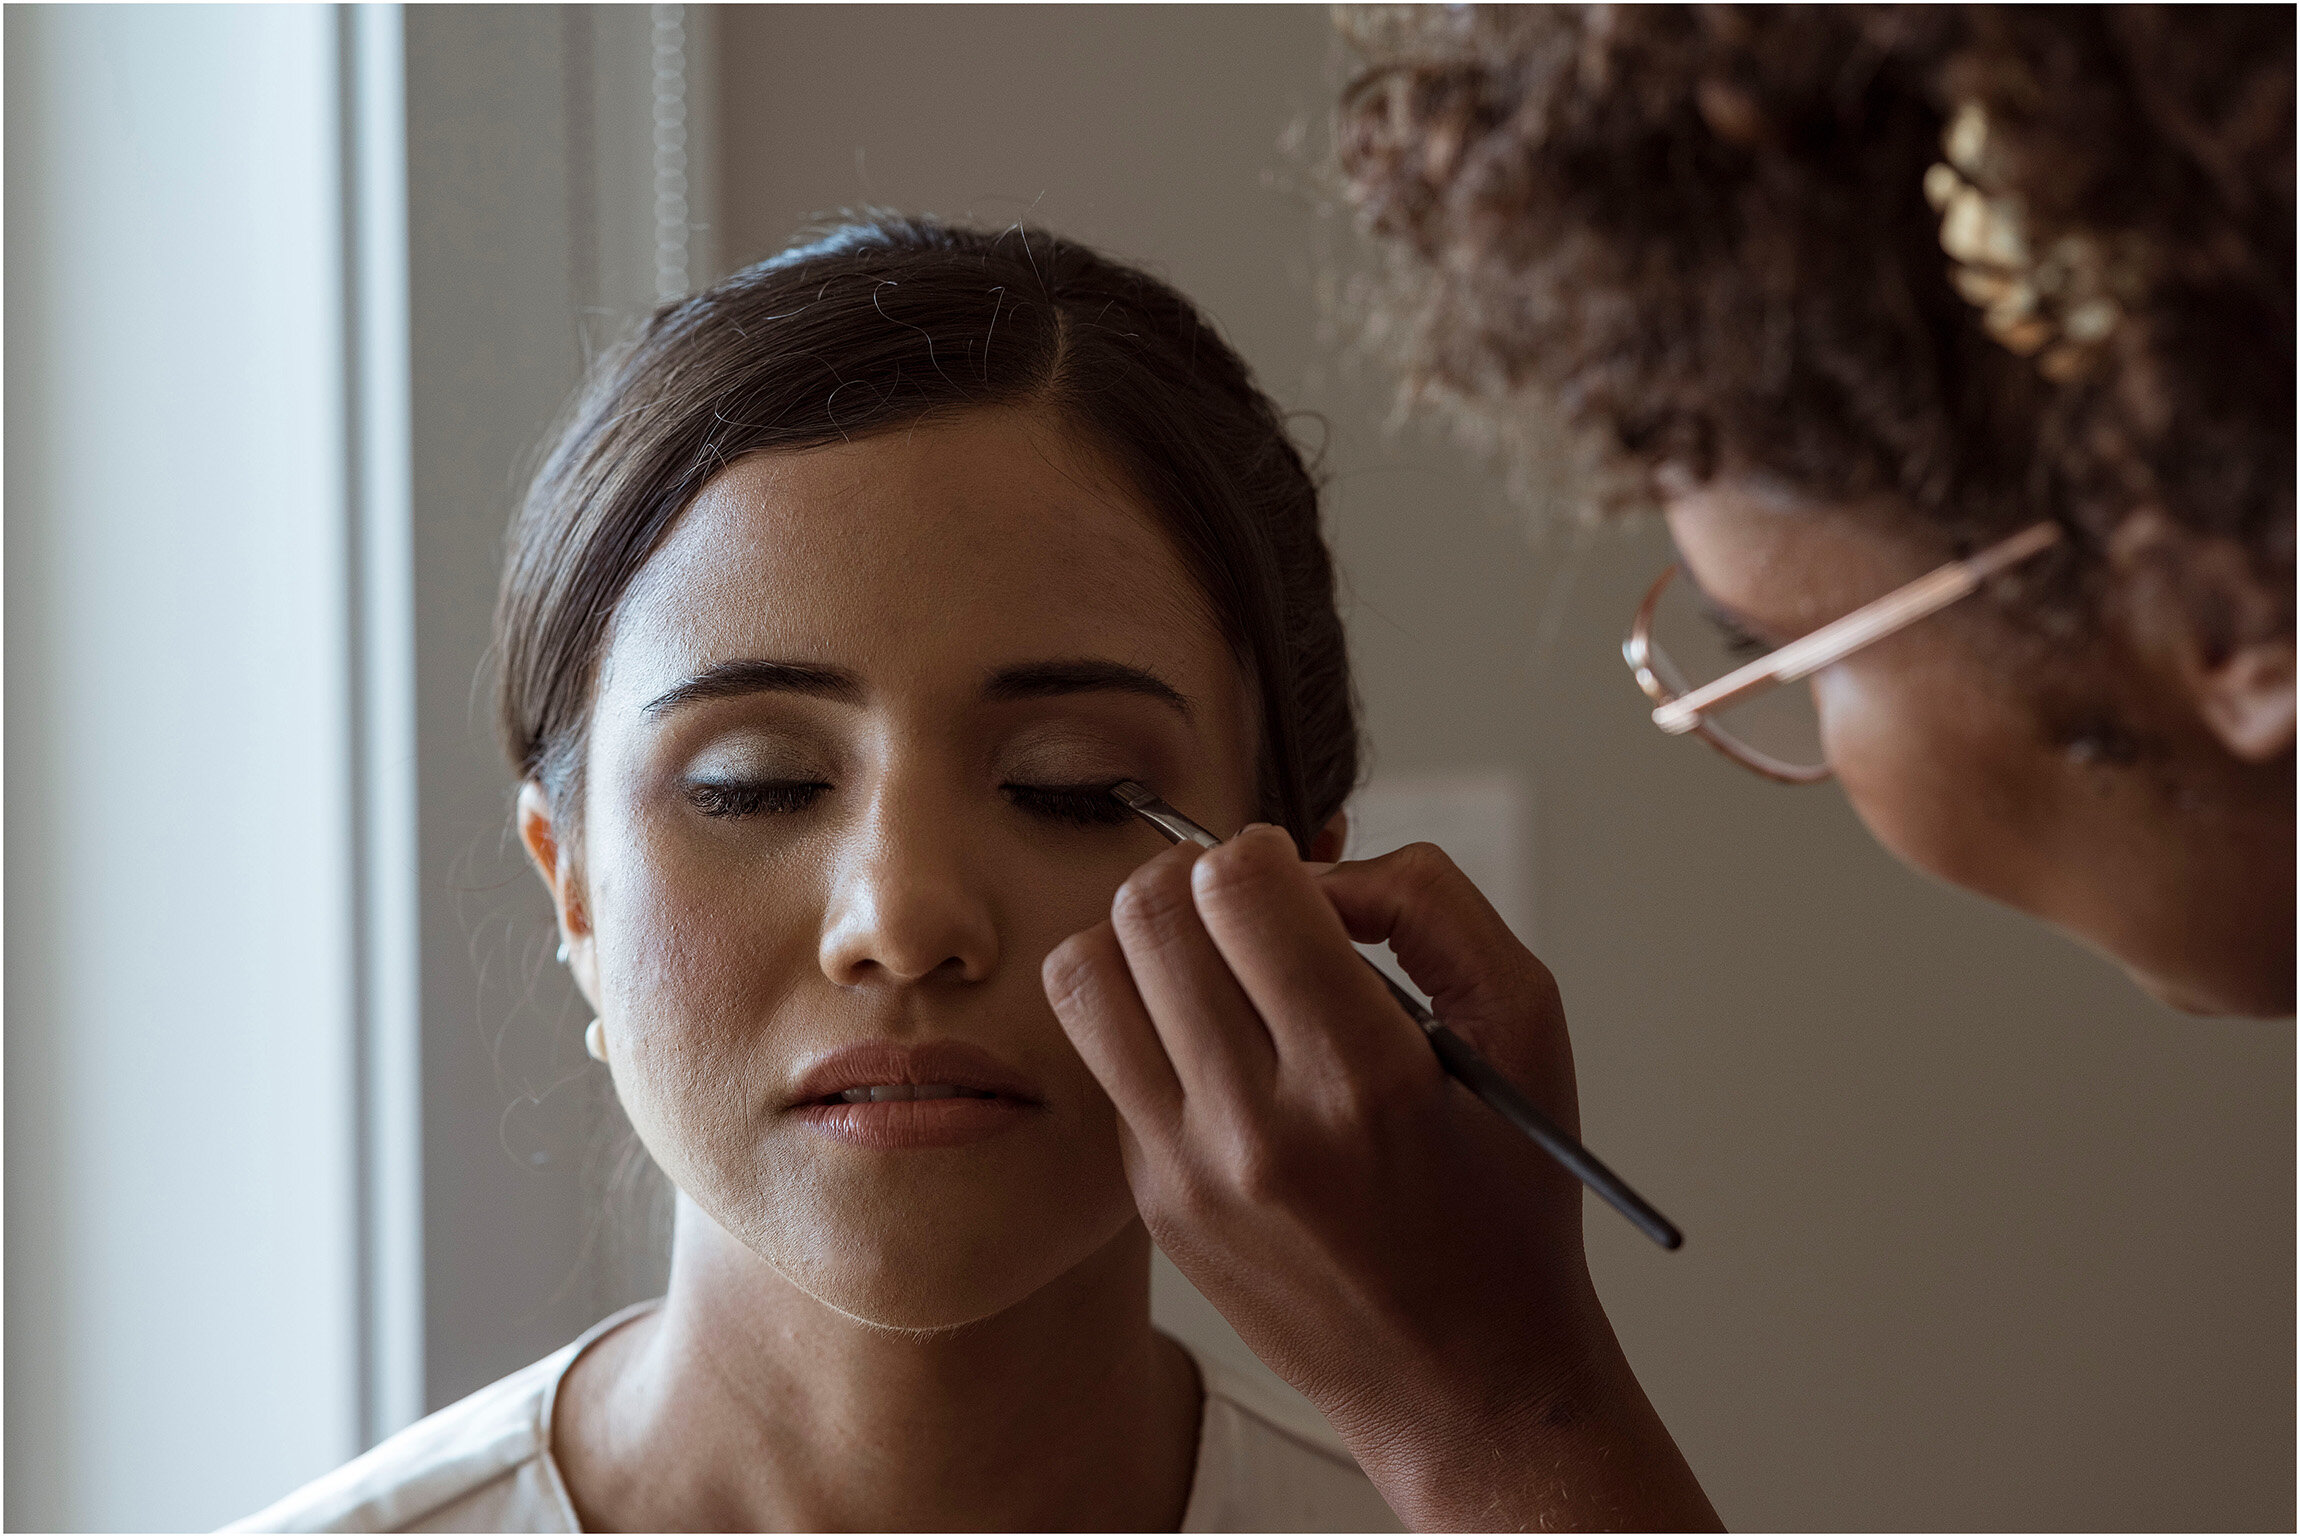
[791,1097,1036,1148]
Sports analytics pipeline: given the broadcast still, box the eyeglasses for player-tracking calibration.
[1623,521,2063,783]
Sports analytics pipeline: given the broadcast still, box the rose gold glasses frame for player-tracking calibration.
[1623,520,2064,784]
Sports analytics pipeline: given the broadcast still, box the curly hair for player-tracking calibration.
[1336,5,2293,634]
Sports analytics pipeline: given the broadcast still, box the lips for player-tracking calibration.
[787,1040,1042,1148]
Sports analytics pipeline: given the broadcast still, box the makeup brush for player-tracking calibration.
[1111,780,1682,1251]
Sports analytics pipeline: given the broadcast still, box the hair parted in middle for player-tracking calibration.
[495,215,1359,860]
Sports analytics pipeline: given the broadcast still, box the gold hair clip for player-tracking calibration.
[1924,102,2150,383]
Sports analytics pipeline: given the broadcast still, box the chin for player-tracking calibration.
[2034,909,2295,1019]
[2119,960,2294,1021]
[2124,966,2232,1016]
[726,1168,1140,1332]
[784,1270,1034,1335]
[772,1238,1075,1333]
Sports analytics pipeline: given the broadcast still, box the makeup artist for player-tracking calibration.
[1043,8,2293,1530]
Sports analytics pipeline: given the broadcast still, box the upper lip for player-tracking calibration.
[785,1040,1042,1109]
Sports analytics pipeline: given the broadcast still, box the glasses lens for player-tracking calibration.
[1645,571,1827,776]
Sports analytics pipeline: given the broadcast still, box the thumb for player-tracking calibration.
[1315,842,1568,1088]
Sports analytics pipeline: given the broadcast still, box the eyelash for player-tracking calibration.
[1701,606,1772,660]
[683,779,1133,828]
[999,782,1133,828]
[685,780,829,818]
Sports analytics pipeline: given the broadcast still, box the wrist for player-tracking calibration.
[1317,1293,1719,1532]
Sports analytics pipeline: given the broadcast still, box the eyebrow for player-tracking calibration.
[982,658,1192,718]
[640,655,1192,720]
[642,659,864,716]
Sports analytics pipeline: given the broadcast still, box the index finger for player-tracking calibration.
[1043,918,1184,1134]
[1109,840,1279,1108]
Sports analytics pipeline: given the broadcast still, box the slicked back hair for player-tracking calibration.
[494,216,1358,860]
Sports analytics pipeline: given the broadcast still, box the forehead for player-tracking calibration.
[1664,477,1937,631]
[601,407,1221,696]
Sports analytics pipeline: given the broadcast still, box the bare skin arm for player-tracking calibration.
[1044,826,1722,1532]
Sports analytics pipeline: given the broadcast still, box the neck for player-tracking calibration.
[556,1195,1201,1531]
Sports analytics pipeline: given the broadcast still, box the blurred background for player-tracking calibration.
[6,5,2290,1531]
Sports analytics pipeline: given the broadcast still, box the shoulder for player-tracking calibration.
[225,1343,586,1533]
[1179,1345,1404,1534]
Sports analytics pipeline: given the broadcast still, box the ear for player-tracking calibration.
[517,780,596,979]
[1308,809,1350,865]
[2111,512,2296,764]
[2193,638,2296,762]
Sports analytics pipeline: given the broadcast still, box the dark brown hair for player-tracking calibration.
[494,215,1357,855]
[1336,5,2293,634]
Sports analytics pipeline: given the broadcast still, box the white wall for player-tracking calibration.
[4,5,722,1523]
[6,10,711,1524]
[5,6,363,1528]
[400,3,711,1416]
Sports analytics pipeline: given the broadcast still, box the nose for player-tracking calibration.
[817,781,999,988]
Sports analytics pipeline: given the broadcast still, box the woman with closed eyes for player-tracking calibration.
[231,217,1408,1532]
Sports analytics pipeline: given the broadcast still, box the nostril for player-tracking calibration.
[835,953,975,987]
[817,884,999,986]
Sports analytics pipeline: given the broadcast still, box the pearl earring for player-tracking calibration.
[585,1018,608,1063]
[556,941,571,965]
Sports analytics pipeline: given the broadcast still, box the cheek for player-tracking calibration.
[589,823,821,1176]
[601,844,817,1021]
[1816,654,2059,909]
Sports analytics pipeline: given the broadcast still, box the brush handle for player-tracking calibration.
[1367,965,1683,1251]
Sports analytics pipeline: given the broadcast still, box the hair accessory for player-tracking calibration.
[556,941,571,965]
[584,1018,608,1064]
[1924,101,2150,383]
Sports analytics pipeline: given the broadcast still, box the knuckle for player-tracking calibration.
[1323,1061,1419,1142]
[1228,1147,1285,1207]
[1408,846,1488,921]
[1522,953,1563,1009]
[1038,933,1103,1014]
[1392,840,1458,890]
[1164,1158,1226,1224]
[1222,1129,1306,1207]
[1190,831,1290,910]
[1490,942,1561,1019]
[1110,857,1201,947]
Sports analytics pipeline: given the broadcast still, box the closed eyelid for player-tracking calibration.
[1684,577,1785,648]
[1700,600,1777,648]
[993,718,1165,782]
[680,722,837,778]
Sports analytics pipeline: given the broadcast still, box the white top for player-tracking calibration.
[230,1303,1401,1533]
